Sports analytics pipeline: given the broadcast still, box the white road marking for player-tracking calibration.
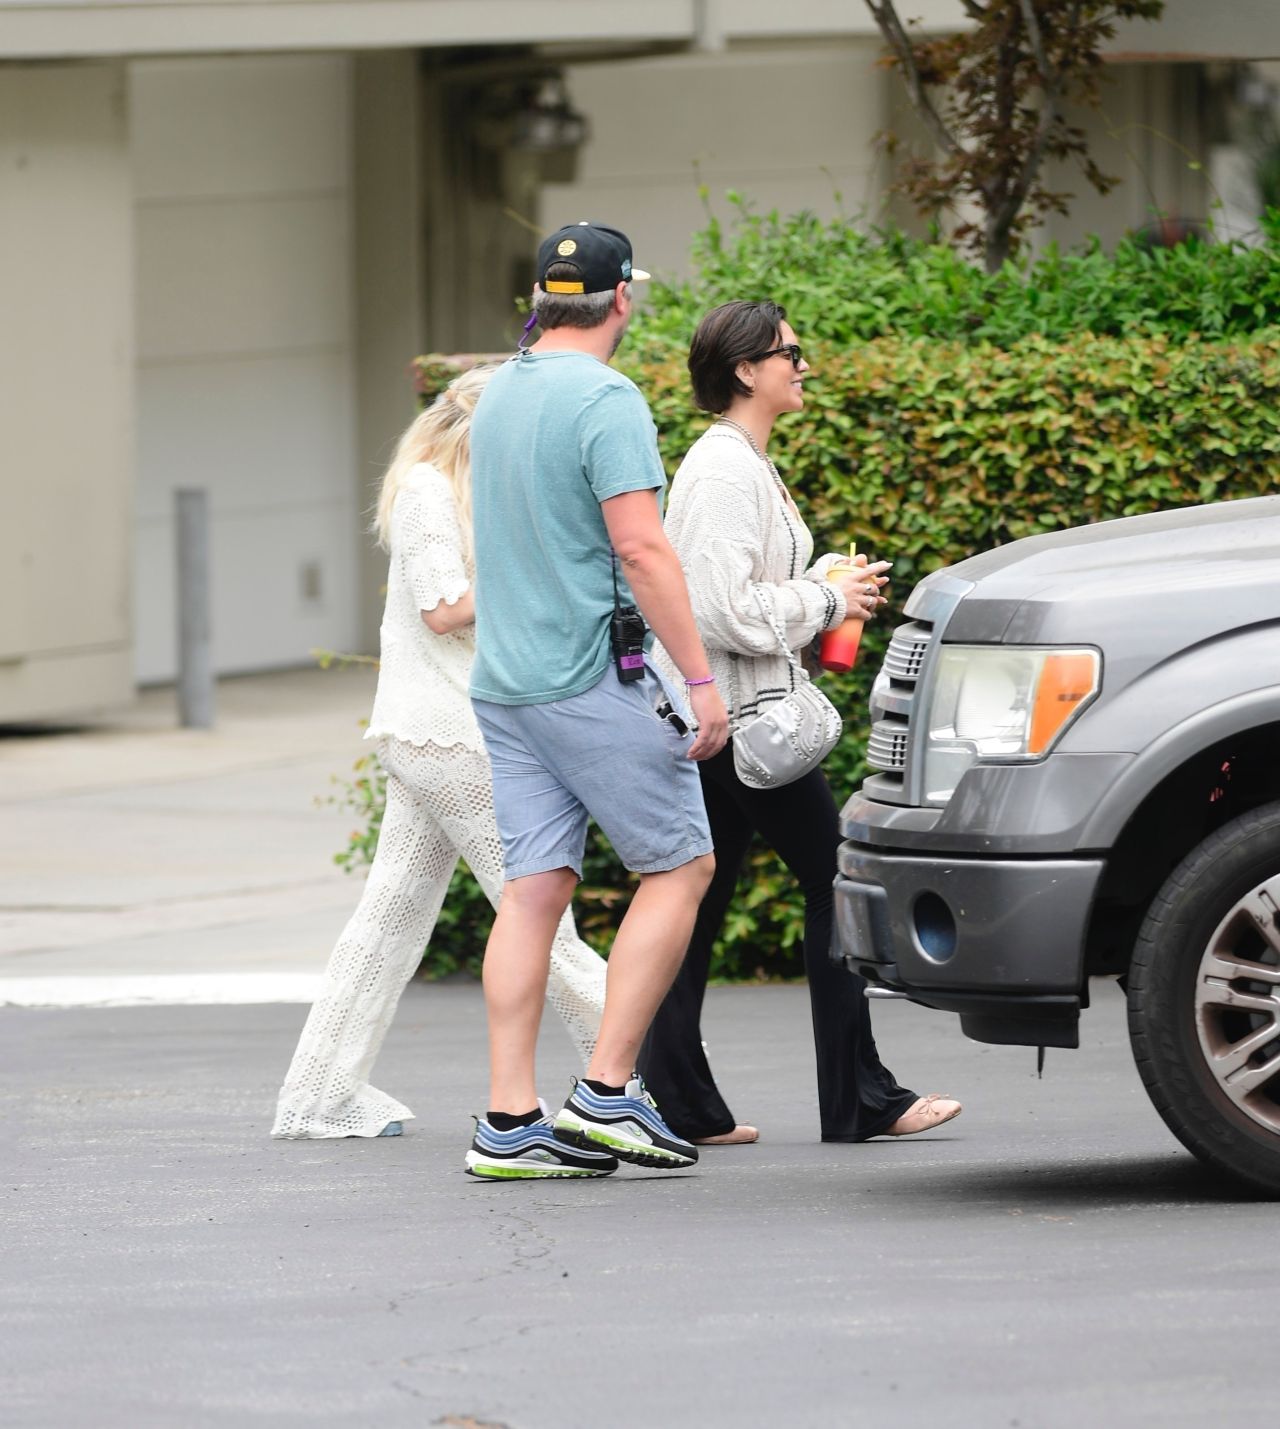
[0,973,320,1008]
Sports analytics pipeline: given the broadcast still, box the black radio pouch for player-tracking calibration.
[610,551,648,683]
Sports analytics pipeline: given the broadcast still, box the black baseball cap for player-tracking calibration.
[536,221,651,295]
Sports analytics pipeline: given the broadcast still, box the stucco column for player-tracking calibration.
[0,61,135,720]
[352,49,425,655]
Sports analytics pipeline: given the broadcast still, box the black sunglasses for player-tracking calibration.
[750,343,804,369]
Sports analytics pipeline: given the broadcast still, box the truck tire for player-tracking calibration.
[1128,801,1280,1194]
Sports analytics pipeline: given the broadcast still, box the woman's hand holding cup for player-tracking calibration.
[831,557,891,622]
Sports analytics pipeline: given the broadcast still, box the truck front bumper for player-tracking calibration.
[833,838,1105,1048]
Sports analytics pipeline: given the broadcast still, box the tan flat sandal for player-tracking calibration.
[691,1124,760,1145]
[884,1094,962,1137]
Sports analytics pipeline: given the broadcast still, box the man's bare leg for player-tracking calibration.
[587,852,715,1087]
[484,867,576,1114]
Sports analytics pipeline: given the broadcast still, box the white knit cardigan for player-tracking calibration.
[365,463,482,752]
[654,424,849,726]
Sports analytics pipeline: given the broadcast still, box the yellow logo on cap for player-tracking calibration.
[557,238,578,256]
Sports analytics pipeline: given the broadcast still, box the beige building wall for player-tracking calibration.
[4,2,1278,722]
[0,0,711,59]
[130,53,360,682]
[1108,0,1280,61]
[1037,64,1210,252]
[544,40,889,285]
[0,62,134,721]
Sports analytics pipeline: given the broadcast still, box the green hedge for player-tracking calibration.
[335,214,1280,980]
[635,200,1280,347]
[623,328,1280,974]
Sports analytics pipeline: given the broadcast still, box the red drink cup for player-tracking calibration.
[819,560,864,673]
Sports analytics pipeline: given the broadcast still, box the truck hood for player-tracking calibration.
[919,495,1280,646]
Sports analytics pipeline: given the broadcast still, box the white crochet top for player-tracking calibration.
[653,424,848,725]
[365,463,482,751]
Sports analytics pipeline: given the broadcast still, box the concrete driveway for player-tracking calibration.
[0,666,376,1004]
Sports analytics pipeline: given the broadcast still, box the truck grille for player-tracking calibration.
[865,621,934,776]
[882,629,930,681]
[866,723,909,769]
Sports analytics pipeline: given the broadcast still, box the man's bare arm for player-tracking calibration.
[601,489,728,760]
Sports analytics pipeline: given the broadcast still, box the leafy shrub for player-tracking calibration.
[360,209,1280,979]
[637,198,1280,348]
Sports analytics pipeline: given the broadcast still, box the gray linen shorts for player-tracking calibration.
[472,662,713,880]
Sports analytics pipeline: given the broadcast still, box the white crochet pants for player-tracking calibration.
[271,736,607,1138]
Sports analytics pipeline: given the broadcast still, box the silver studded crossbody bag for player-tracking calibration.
[729,587,843,791]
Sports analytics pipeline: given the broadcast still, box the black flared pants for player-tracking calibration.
[637,742,916,1141]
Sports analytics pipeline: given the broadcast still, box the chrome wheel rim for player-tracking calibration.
[1195,873,1280,1135]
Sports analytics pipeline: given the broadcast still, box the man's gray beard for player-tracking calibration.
[607,314,631,359]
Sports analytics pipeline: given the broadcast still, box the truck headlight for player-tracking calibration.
[922,646,1101,805]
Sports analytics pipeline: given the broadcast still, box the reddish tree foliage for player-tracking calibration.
[866,0,1164,271]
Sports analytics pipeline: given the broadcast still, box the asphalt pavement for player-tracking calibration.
[1,670,1273,1427]
[3,981,1270,1429]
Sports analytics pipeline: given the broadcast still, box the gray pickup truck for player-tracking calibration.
[833,495,1280,1191]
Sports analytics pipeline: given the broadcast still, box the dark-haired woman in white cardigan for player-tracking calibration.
[641,300,961,1146]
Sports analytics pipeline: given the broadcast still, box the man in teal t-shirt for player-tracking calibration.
[464,222,729,1183]
[469,351,665,704]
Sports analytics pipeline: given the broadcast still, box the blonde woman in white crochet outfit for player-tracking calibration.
[272,365,607,1139]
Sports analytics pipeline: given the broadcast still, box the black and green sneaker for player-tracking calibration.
[553,1076,698,1169]
[464,1115,619,1179]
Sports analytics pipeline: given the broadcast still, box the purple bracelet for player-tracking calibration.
[685,675,716,687]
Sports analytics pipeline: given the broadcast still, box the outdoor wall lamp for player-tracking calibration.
[509,77,590,153]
